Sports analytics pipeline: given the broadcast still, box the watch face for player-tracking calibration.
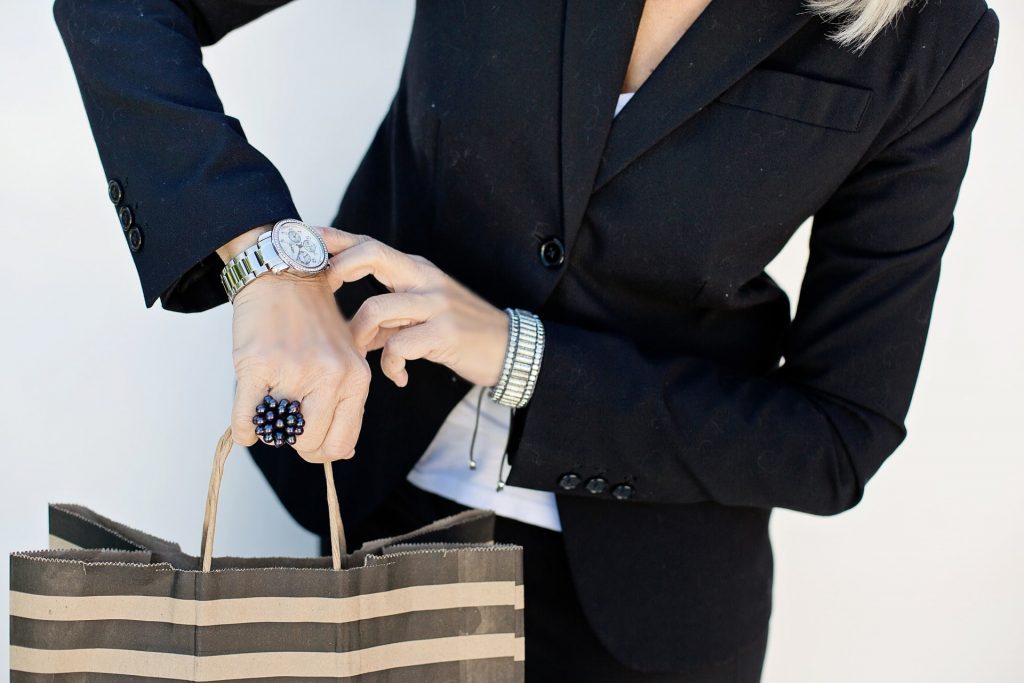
[271,220,328,273]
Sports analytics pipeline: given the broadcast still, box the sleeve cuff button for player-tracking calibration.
[107,179,123,204]
[611,483,635,500]
[127,226,143,252]
[118,205,133,231]
[557,473,582,491]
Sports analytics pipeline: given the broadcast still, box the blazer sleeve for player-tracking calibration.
[503,8,1000,515]
[53,0,302,313]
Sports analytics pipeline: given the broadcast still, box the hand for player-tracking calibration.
[226,242,371,464]
[316,227,510,389]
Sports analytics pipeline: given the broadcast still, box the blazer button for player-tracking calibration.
[611,483,635,501]
[107,179,123,204]
[538,237,565,268]
[127,226,143,252]
[118,205,133,231]
[585,476,608,495]
[557,473,582,491]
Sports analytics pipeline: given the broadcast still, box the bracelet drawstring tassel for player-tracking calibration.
[467,385,485,470]
[496,413,513,492]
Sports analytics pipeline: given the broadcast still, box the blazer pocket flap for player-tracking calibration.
[717,68,873,132]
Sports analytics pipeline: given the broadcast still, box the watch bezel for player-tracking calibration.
[270,219,329,274]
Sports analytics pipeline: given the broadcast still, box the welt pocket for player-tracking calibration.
[715,68,873,132]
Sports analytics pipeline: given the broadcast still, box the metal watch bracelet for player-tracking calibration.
[220,234,276,303]
[487,308,546,409]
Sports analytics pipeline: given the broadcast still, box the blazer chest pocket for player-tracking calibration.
[716,67,873,133]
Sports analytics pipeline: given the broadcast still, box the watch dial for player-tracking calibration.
[275,223,326,271]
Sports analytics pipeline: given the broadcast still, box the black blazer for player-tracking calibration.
[55,0,999,671]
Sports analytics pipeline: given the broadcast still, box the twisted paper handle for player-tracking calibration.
[200,425,347,572]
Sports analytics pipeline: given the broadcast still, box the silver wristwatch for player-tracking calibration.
[220,218,330,302]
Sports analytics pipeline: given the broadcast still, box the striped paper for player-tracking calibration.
[9,504,525,681]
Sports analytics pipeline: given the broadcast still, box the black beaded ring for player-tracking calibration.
[252,394,305,448]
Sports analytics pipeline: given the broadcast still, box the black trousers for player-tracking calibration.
[328,479,769,683]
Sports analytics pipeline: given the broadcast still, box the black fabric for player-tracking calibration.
[54,0,1000,671]
[339,479,769,682]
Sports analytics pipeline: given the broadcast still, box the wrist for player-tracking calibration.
[217,224,272,264]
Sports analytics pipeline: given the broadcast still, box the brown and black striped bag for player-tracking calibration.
[10,427,525,681]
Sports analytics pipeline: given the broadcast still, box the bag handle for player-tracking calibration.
[200,425,347,572]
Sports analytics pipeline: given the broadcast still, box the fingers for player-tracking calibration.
[380,323,439,388]
[314,391,368,463]
[299,366,370,462]
[289,384,336,461]
[359,325,402,354]
[231,369,271,446]
[314,225,366,254]
[349,292,435,351]
[325,238,428,293]
[287,353,372,463]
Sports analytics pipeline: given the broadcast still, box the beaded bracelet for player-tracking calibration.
[487,307,546,409]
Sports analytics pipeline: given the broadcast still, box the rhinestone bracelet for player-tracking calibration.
[487,307,546,409]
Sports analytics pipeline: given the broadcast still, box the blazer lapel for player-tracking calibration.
[559,0,816,253]
[559,0,646,258]
[594,0,816,193]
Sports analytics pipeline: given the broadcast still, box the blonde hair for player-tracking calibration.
[805,0,919,52]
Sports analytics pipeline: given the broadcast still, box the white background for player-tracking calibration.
[2,1,1022,680]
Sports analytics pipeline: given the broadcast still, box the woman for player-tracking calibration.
[54,0,999,680]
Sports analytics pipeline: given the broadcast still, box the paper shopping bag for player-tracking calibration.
[10,426,525,681]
